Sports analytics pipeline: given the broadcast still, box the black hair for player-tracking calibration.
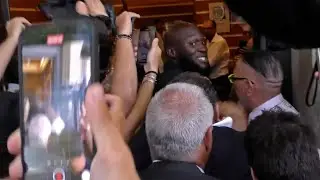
[211,20,217,29]
[246,111,320,180]
[169,72,218,105]
[199,27,214,41]
[242,51,283,81]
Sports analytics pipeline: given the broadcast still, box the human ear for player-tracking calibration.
[166,48,177,59]
[246,80,255,96]
[203,126,213,153]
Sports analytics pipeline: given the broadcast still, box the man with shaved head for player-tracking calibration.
[140,83,217,180]
[155,21,210,92]
[231,51,298,121]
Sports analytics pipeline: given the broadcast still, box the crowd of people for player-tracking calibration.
[1,0,320,179]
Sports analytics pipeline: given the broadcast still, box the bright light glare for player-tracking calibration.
[81,170,90,180]
[52,116,65,135]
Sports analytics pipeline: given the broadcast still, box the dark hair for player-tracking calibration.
[246,111,320,180]
[169,72,218,105]
[242,51,283,81]
[163,20,195,50]
[211,20,217,29]
[199,27,215,41]
[154,19,163,25]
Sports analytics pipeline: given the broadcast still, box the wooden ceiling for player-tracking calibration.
[8,0,250,56]
[9,0,196,26]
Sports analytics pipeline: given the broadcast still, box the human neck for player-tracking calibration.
[186,152,208,169]
[250,91,280,111]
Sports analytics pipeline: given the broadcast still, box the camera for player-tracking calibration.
[39,0,117,81]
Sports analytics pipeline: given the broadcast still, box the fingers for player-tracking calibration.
[104,94,123,112]
[7,129,21,155]
[85,84,112,148]
[9,155,23,179]
[151,38,159,48]
[19,18,31,26]
[126,12,141,19]
[76,1,90,16]
[315,71,319,79]
[71,155,86,174]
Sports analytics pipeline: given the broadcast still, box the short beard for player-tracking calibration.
[179,58,210,76]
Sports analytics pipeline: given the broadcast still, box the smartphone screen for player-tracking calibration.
[19,19,97,180]
[137,27,155,64]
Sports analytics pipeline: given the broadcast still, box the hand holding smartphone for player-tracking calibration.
[132,27,156,64]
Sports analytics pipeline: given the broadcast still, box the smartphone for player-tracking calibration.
[18,18,98,180]
[136,27,156,64]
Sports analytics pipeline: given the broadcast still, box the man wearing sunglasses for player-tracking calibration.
[230,51,298,121]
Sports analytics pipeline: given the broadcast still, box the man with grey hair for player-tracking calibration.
[140,83,217,180]
[230,51,298,121]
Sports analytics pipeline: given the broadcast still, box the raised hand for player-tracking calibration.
[76,0,107,17]
[144,38,162,73]
[116,11,140,35]
[6,17,31,41]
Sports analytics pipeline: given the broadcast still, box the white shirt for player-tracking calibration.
[249,94,299,121]
[207,33,230,79]
[152,160,204,173]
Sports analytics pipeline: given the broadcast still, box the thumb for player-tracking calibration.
[76,1,90,16]
[85,84,111,147]
[104,94,125,133]
[151,38,159,49]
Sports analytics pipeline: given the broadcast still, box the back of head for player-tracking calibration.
[242,51,283,83]
[246,111,320,180]
[169,72,218,106]
[146,83,213,161]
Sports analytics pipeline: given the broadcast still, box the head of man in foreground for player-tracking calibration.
[246,111,320,180]
[146,83,214,169]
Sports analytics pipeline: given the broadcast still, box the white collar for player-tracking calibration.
[249,94,284,121]
[152,160,204,174]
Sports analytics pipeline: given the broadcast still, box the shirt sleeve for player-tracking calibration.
[224,0,320,48]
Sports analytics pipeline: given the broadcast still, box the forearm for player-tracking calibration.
[0,37,18,80]
[124,80,155,142]
[111,39,137,115]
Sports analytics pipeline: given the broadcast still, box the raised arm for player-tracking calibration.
[112,12,140,116]
[124,38,161,142]
[0,17,31,80]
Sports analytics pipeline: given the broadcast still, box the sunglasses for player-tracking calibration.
[228,74,247,84]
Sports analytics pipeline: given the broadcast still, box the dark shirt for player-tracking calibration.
[139,161,217,180]
[154,61,183,93]
[130,125,252,180]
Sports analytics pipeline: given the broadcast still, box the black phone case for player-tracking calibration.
[18,17,99,180]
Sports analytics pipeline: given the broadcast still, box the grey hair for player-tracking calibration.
[243,51,284,82]
[146,83,213,161]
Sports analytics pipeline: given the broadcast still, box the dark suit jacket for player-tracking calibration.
[139,161,217,180]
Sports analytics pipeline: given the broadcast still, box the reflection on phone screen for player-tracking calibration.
[22,39,92,179]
